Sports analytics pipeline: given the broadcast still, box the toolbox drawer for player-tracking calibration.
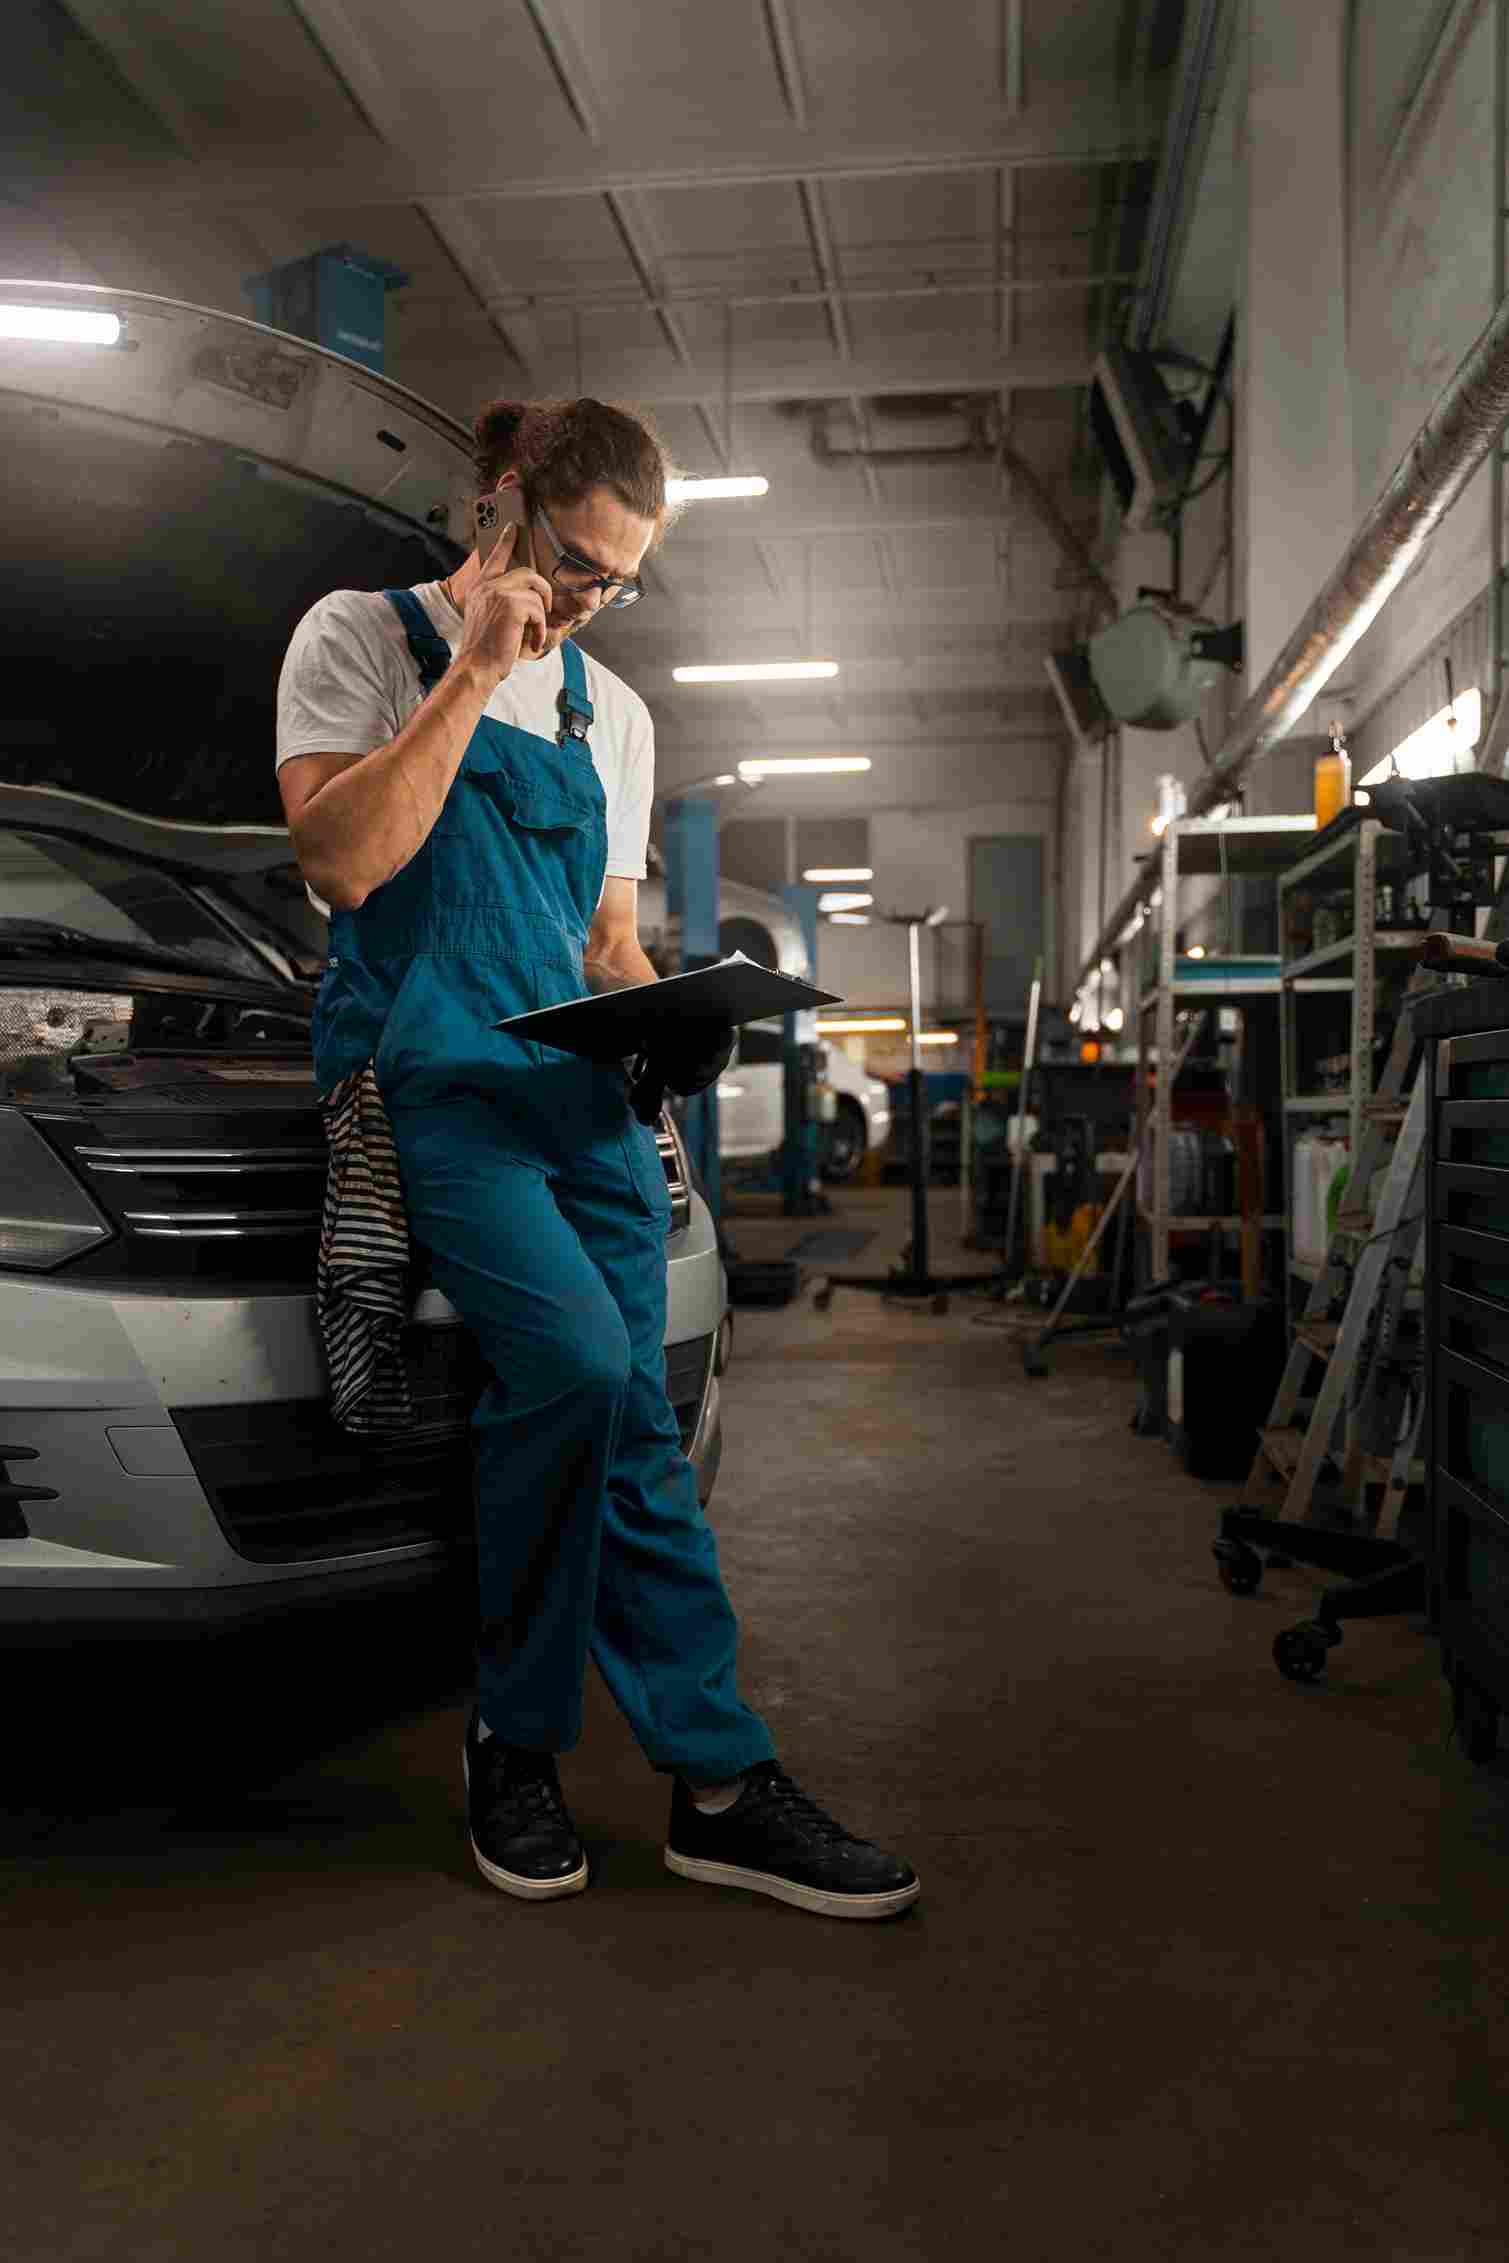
[1439,1086,1509,1170]
[1433,1162,1509,1239]
[1439,1225,1509,1305]
[1437,1347,1509,1516]
[1441,1286,1509,1375]
[1437,1473,1509,1660]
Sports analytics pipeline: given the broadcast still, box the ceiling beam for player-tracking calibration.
[761,0,813,129]
[518,0,605,143]
[626,590,1074,630]
[14,99,1160,218]
[668,511,1074,545]
[401,345,1094,412]
[487,267,1135,323]
[59,0,209,154]
[1001,0,1027,115]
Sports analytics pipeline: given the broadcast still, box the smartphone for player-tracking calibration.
[473,484,532,568]
[472,484,546,656]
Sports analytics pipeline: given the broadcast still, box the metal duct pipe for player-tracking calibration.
[1074,281,1509,997]
[1134,0,1231,349]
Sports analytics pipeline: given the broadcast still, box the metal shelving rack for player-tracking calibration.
[1134,814,1316,1283]
[1277,815,1423,1288]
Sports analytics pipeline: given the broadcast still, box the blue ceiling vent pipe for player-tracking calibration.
[243,244,410,374]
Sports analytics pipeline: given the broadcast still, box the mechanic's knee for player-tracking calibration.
[559,1317,632,1411]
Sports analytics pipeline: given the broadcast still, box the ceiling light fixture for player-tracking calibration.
[917,1031,960,1046]
[674,662,840,683]
[828,912,871,926]
[803,868,874,883]
[737,757,871,779]
[816,1016,907,1034]
[665,476,769,502]
[817,892,873,912]
[0,303,121,346]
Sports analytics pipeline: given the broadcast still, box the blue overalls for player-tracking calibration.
[312,591,777,1780]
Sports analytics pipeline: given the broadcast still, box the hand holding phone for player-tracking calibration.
[474,485,532,570]
[455,487,554,678]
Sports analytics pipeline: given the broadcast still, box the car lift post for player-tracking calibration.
[780,882,828,1217]
[664,793,721,1217]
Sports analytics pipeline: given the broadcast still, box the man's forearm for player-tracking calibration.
[295,660,495,910]
[584,939,660,993]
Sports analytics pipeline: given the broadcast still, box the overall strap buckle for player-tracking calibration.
[556,640,595,749]
[556,685,595,747]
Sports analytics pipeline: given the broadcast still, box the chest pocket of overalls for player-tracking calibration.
[432,744,605,951]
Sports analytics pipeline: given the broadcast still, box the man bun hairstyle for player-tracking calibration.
[472,396,684,551]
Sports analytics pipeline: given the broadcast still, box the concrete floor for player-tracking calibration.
[7,1185,1509,2260]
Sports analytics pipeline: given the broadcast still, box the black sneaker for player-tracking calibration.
[665,1760,920,1920]
[463,1708,588,1901]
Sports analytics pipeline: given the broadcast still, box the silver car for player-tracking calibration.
[0,285,728,1633]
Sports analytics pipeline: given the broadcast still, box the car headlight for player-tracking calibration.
[0,1107,114,1270]
[0,988,132,1100]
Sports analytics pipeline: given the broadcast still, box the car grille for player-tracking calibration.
[28,1090,693,1284]
[173,1327,716,1565]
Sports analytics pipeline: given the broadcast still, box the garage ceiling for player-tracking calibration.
[3,0,1186,814]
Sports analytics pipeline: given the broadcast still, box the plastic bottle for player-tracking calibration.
[1314,730,1352,828]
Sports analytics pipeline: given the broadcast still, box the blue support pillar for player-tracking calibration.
[780,884,824,1215]
[665,796,721,1216]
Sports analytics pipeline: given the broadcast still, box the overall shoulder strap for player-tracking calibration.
[556,638,595,749]
[383,588,452,694]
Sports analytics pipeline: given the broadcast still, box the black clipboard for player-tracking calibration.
[493,952,842,1064]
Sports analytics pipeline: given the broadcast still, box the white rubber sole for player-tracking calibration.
[464,1747,589,1902]
[470,1835,589,1900]
[664,1846,920,1920]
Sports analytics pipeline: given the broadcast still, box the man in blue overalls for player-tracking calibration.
[278,397,918,1921]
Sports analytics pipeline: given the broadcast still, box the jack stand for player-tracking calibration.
[814,911,1001,1314]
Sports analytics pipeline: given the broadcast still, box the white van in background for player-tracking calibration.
[637,875,892,1182]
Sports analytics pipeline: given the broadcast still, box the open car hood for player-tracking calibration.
[0,779,295,876]
[0,281,473,828]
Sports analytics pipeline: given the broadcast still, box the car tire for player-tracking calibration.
[820,1097,868,1184]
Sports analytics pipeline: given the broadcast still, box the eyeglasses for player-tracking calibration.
[532,501,644,610]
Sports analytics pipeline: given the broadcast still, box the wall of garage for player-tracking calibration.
[815,793,1060,1016]
[1065,0,1508,995]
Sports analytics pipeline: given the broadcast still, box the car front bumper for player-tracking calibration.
[0,1202,726,1632]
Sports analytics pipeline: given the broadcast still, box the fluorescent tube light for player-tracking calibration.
[827,913,871,926]
[665,477,769,501]
[917,1031,960,1046]
[674,662,840,683]
[817,892,873,912]
[1104,1006,1125,1032]
[817,1016,907,1034]
[803,867,874,883]
[737,757,871,779]
[0,303,121,346]
[1185,944,1206,959]
[1358,687,1482,786]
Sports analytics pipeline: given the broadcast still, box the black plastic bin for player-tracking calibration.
[1166,1291,1287,1479]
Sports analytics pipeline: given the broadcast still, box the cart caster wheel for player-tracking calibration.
[932,1293,949,1315]
[1213,1538,1264,1597]
[1274,1620,1339,1683]
[1023,1343,1049,1378]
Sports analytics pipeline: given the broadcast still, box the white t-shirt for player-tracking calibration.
[275,579,654,915]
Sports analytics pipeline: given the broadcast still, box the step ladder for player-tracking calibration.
[1213,973,1431,1681]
